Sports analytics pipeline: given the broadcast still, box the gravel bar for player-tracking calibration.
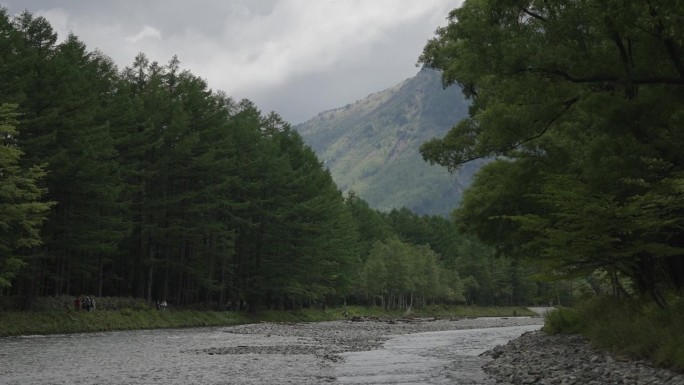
[199,316,544,362]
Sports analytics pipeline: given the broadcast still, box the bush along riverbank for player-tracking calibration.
[543,296,684,372]
[0,297,536,337]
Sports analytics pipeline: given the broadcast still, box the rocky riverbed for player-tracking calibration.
[5,314,680,384]
[482,331,684,385]
[201,316,543,362]
[0,315,542,384]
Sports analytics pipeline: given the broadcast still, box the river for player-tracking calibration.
[0,317,542,384]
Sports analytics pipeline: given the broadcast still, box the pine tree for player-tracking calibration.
[0,104,51,288]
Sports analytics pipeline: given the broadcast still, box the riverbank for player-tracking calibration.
[0,304,535,337]
[483,331,684,385]
[544,296,684,372]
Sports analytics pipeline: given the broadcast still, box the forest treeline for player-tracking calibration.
[420,0,684,307]
[0,10,553,310]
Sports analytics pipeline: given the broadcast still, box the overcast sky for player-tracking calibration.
[3,0,462,124]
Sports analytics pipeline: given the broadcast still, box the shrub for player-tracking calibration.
[542,307,582,334]
[545,295,684,372]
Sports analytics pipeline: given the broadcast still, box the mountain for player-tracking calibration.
[295,69,481,216]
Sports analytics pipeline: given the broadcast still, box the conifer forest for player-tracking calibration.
[6,0,681,313]
[1,10,545,310]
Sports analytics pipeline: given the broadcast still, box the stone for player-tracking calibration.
[482,331,684,385]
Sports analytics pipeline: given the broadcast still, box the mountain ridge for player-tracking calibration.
[295,69,480,216]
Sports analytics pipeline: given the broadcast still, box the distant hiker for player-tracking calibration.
[161,300,167,310]
[74,296,82,311]
[156,300,161,310]
[83,296,92,311]
[90,297,96,311]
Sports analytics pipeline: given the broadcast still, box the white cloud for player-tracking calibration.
[11,0,461,122]
[125,26,162,44]
[193,0,453,94]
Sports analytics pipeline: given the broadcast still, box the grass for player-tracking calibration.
[0,309,251,336]
[543,296,684,372]
[0,304,536,337]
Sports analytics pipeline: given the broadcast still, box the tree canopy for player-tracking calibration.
[419,0,684,306]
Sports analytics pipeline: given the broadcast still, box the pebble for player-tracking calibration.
[195,316,543,363]
[482,331,684,385]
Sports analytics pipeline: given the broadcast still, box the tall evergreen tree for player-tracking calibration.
[0,10,417,309]
[0,104,51,289]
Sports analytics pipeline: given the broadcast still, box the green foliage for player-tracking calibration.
[0,10,360,310]
[0,103,51,288]
[381,206,541,306]
[360,238,464,308]
[544,297,684,371]
[0,308,250,336]
[0,7,543,312]
[1,12,129,298]
[0,304,536,337]
[420,0,684,303]
[542,307,583,334]
[345,191,394,259]
[347,198,533,307]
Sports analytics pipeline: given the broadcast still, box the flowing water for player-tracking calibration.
[336,325,541,384]
[0,318,542,384]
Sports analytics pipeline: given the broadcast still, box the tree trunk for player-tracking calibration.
[98,255,103,297]
[146,242,156,304]
[219,254,227,311]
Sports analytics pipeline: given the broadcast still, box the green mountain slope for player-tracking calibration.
[295,69,479,216]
